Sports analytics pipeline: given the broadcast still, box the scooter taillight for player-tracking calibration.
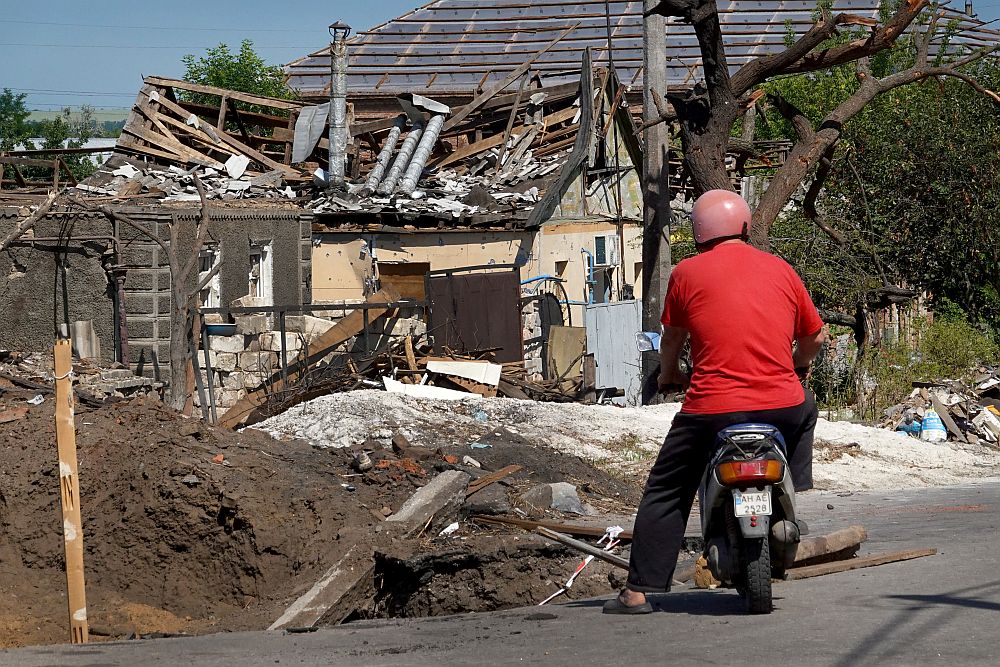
[716,459,783,486]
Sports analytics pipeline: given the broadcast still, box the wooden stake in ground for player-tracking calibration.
[54,339,89,644]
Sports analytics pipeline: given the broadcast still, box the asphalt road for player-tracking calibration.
[4,484,998,667]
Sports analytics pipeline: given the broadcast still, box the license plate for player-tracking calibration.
[733,489,771,517]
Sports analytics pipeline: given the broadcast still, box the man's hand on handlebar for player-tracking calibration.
[657,366,690,394]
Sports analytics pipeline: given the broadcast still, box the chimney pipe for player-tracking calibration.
[377,124,424,195]
[362,114,407,195]
[328,21,351,192]
[397,114,445,195]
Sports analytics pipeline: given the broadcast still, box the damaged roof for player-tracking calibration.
[285,0,1000,99]
[56,64,645,231]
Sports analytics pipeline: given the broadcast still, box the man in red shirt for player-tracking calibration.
[604,189,826,614]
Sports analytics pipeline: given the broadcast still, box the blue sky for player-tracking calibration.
[0,0,417,111]
[1,0,998,112]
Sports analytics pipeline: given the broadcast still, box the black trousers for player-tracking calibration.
[626,392,817,593]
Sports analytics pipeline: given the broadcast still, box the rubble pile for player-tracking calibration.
[882,367,1000,445]
[0,349,158,403]
[75,158,301,203]
[306,151,567,218]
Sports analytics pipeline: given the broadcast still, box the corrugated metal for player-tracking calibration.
[585,299,642,406]
[427,269,525,363]
[286,1,998,98]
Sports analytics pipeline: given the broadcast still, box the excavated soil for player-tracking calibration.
[0,385,643,648]
[0,390,420,647]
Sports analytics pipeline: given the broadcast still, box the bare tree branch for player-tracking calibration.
[732,9,847,95]
[750,29,1000,248]
[0,190,64,252]
[767,93,816,141]
[180,173,212,282]
[780,0,931,76]
[65,196,171,255]
[803,144,846,246]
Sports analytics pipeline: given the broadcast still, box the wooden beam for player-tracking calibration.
[150,92,299,177]
[493,73,531,179]
[785,548,937,580]
[217,287,400,429]
[432,105,577,169]
[143,76,302,110]
[793,525,867,567]
[466,465,523,497]
[54,339,89,644]
[442,24,578,133]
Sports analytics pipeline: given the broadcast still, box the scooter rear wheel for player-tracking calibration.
[740,536,773,614]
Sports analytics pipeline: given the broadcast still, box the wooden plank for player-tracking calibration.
[497,378,531,400]
[785,548,937,580]
[54,339,89,643]
[157,99,299,177]
[433,105,577,169]
[116,137,186,164]
[0,157,67,168]
[466,465,523,497]
[217,287,400,429]
[145,89,296,174]
[492,73,530,179]
[122,123,220,168]
[143,76,302,110]
[177,99,290,127]
[442,25,578,133]
[404,336,418,372]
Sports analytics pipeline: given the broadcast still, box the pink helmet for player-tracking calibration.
[691,189,751,245]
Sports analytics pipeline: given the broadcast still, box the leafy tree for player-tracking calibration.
[20,106,99,182]
[181,39,293,102]
[0,88,32,152]
[765,53,1000,330]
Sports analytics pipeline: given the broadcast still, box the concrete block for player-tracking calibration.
[218,389,244,407]
[285,315,335,339]
[461,483,510,516]
[239,351,277,374]
[210,335,247,354]
[385,470,471,536]
[223,371,246,390]
[516,482,585,516]
[259,331,303,353]
[236,315,270,335]
[230,295,270,310]
[212,351,238,372]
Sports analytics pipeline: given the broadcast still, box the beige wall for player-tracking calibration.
[312,231,535,302]
[535,221,643,325]
[311,221,643,328]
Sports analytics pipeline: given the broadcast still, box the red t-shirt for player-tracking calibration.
[661,243,824,414]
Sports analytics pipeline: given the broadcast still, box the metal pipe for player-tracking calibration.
[362,114,407,195]
[397,114,445,195]
[201,323,217,424]
[377,123,424,195]
[328,22,351,191]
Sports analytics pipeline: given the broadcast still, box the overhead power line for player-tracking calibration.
[0,18,317,32]
[7,87,135,97]
[0,43,309,50]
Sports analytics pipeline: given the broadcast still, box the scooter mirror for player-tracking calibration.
[635,332,660,352]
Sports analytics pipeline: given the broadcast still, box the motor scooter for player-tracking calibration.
[636,332,802,614]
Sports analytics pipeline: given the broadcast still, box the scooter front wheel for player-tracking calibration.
[740,536,773,614]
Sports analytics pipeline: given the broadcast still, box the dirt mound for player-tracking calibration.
[0,393,417,647]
